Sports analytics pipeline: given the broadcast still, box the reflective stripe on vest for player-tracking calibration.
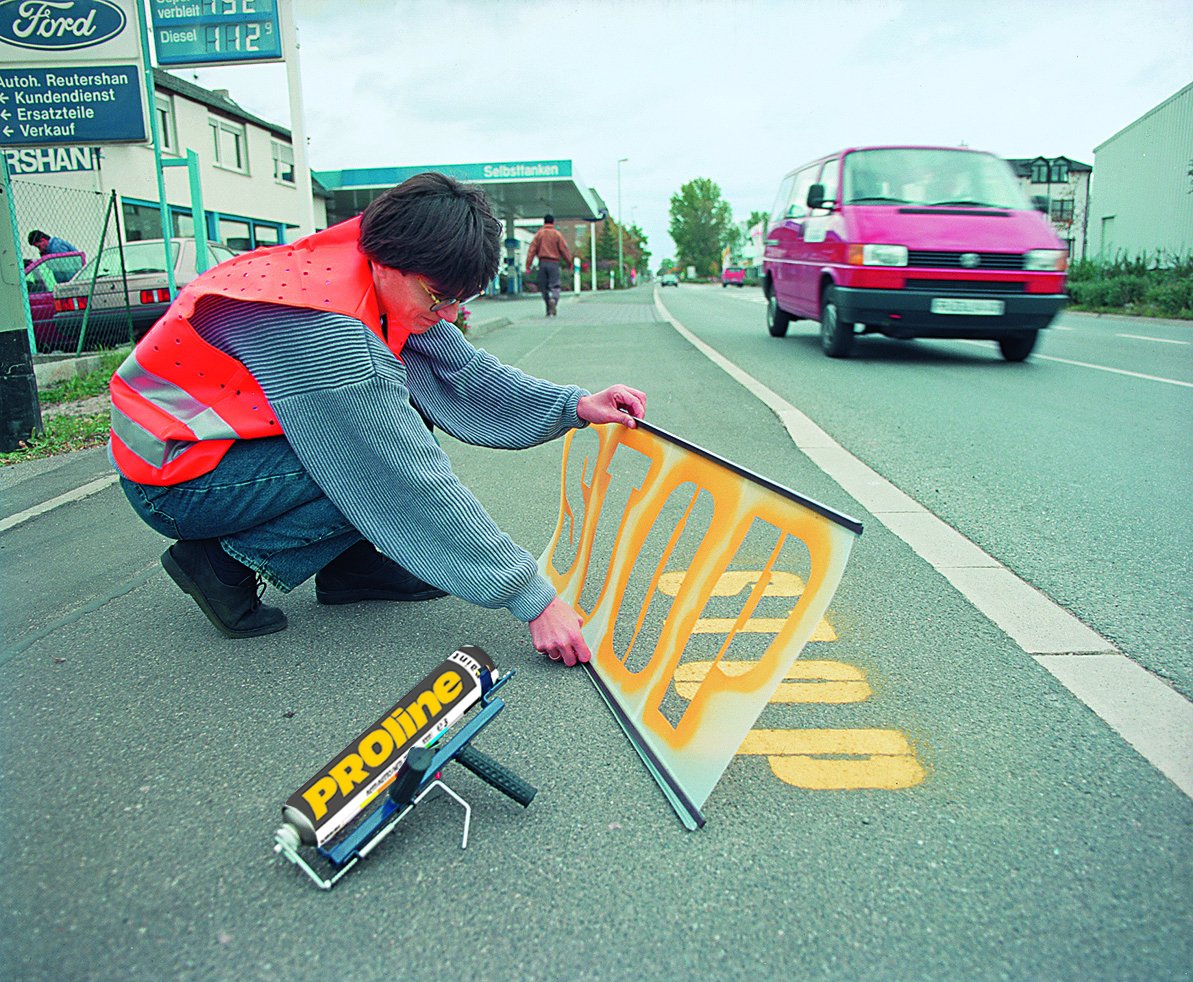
[110,402,220,471]
[114,352,239,441]
[110,348,241,475]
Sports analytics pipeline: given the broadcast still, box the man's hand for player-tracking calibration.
[577,385,647,429]
[529,597,591,667]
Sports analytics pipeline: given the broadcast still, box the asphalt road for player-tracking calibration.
[1,287,1189,980]
[666,285,1193,698]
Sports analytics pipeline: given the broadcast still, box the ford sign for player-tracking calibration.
[0,0,127,51]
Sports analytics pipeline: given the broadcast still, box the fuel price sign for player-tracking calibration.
[149,0,282,66]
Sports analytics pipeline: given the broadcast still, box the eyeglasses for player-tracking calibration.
[417,277,481,313]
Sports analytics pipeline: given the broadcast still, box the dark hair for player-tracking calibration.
[28,230,46,245]
[359,172,501,298]
[543,213,555,224]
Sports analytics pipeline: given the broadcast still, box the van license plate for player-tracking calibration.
[930,298,1005,316]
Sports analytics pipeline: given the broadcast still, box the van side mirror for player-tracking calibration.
[807,183,826,210]
[1031,195,1049,214]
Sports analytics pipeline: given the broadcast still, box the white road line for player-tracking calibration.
[1035,353,1193,387]
[0,474,119,533]
[1116,332,1190,345]
[1034,655,1193,798]
[655,289,1193,800]
[955,339,1193,387]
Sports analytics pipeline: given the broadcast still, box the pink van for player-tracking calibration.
[762,146,1068,361]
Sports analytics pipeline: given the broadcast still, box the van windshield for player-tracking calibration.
[842,149,1030,210]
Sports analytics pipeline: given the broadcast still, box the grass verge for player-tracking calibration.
[1067,256,1193,319]
[0,348,128,467]
[0,411,112,464]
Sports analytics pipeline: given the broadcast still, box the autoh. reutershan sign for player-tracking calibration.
[0,0,148,146]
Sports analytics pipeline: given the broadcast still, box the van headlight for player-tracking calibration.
[1024,249,1068,271]
[847,244,908,266]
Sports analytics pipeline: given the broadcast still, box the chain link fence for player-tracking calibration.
[13,180,137,354]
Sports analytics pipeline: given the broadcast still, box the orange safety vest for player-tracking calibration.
[110,217,410,487]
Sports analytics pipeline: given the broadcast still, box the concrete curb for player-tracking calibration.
[33,354,104,388]
[464,316,512,341]
[1064,310,1193,329]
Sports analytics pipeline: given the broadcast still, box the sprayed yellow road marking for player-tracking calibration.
[658,570,807,596]
[660,568,926,791]
[690,618,837,640]
[674,660,872,703]
[738,729,926,789]
[658,570,838,640]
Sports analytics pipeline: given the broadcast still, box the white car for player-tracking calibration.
[52,238,238,349]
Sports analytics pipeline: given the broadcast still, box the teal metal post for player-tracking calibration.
[75,192,117,355]
[1,154,35,352]
[0,153,42,448]
[135,0,177,295]
[162,150,209,272]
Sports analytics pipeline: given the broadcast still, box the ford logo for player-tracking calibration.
[959,252,981,268]
[0,0,126,52]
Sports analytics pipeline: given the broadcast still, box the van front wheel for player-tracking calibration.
[998,331,1038,362]
[819,287,854,358]
[767,293,791,337]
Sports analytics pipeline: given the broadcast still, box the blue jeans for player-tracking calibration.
[120,437,361,592]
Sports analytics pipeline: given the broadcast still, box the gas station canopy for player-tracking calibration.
[314,159,606,226]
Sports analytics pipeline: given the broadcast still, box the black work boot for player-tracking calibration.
[161,540,288,638]
[315,541,449,605]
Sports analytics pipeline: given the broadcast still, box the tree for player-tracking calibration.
[669,178,733,277]
[626,223,651,274]
[572,217,650,288]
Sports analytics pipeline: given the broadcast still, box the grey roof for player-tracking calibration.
[153,68,290,139]
[1006,156,1093,178]
[1094,81,1193,152]
[152,68,329,199]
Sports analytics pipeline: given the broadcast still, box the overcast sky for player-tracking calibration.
[182,0,1193,262]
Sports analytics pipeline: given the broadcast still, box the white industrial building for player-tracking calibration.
[7,68,326,267]
[1088,81,1193,261]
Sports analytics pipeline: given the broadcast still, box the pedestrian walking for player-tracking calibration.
[525,214,572,316]
[109,173,645,667]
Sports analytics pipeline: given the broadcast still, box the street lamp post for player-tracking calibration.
[617,156,628,289]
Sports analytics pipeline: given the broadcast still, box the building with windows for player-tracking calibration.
[1087,81,1193,261]
[7,68,326,267]
[1006,156,1093,260]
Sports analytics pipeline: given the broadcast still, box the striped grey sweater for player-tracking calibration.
[189,295,587,622]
